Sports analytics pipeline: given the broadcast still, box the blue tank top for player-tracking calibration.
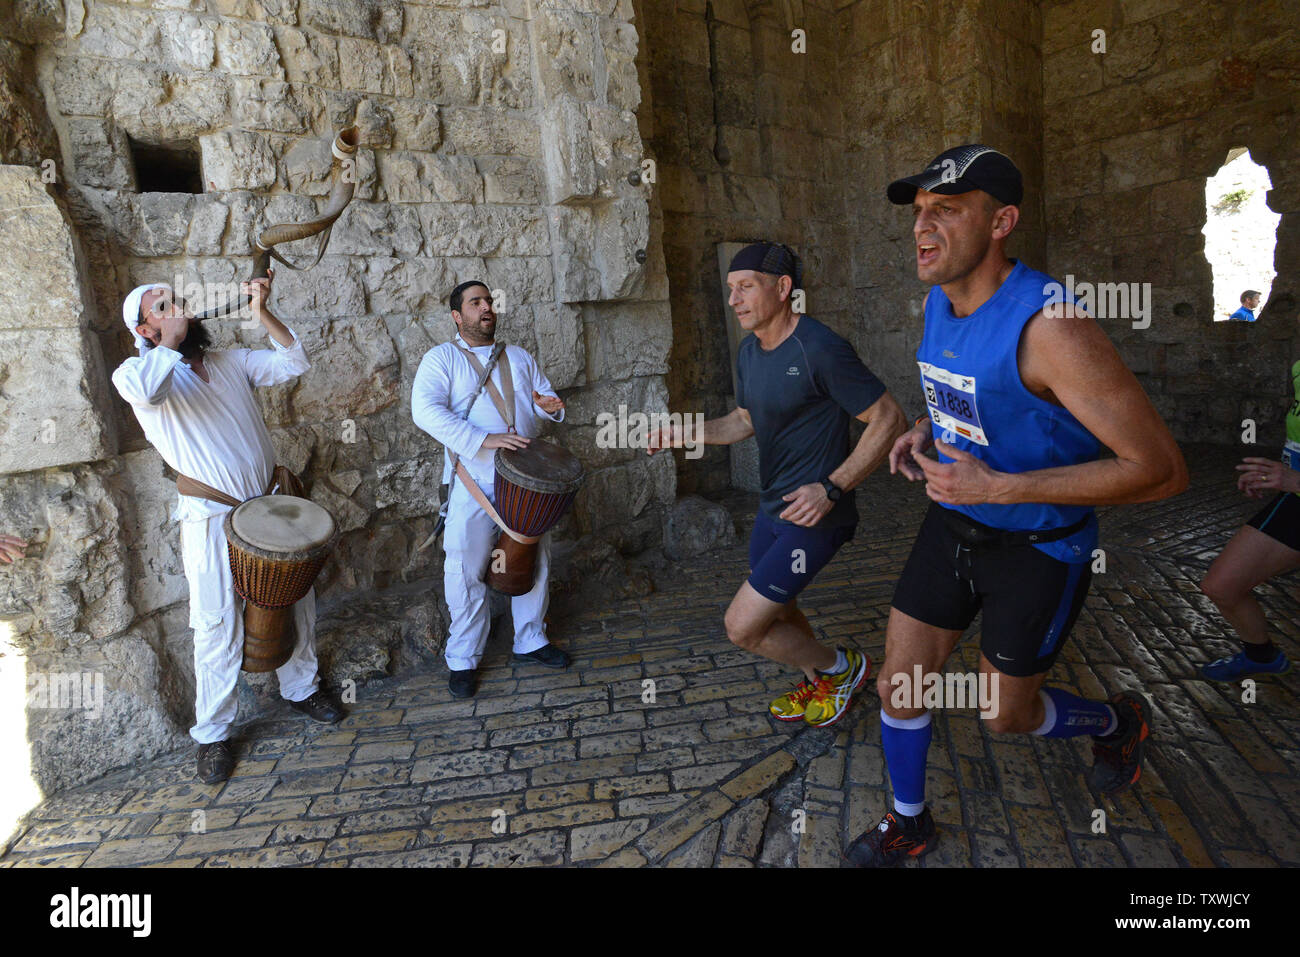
[916,260,1100,564]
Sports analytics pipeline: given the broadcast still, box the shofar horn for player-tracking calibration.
[194,125,360,320]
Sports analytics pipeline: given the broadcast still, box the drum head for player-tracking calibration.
[230,496,336,554]
[495,439,584,495]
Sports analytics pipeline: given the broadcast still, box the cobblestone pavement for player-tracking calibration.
[3,444,1298,868]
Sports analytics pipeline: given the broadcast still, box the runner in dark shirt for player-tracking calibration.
[649,242,907,726]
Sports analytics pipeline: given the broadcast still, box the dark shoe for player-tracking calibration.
[196,740,235,784]
[844,808,939,867]
[512,644,571,669]
[287,689,345,724]
[449,669,478,698]
[1089,691,1151,795]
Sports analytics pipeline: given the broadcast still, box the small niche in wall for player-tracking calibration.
[128,137,204,194]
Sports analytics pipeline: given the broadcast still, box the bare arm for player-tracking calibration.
[913,303,1188,506]
[828,392,909,492]
[647,406,753,453]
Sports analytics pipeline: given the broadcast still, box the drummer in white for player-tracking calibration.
[412,281,571,698]
[112,274,344,784]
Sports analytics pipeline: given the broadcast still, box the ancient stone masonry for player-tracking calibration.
[0,0,677,793]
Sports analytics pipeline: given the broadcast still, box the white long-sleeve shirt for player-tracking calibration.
[411,335,564,489]
[112,330,310,522]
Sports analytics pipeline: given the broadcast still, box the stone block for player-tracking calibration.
[201,130,277,191]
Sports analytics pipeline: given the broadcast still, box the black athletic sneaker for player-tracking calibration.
[1088,691,1151,795]
[843,808,938,867]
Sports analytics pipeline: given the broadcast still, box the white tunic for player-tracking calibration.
[111,332,310,522]
[411,335,565,490]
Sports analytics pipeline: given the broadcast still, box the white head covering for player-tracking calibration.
[122,282,171,356]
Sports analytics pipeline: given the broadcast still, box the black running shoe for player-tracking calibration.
[843,808,938,867]
[1088,691,1151,795]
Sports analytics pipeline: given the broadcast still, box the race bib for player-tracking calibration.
[1284,439,1300,471]
[918,361,989,446]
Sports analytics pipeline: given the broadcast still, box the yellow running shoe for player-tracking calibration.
[770,679,818,722]
[803,648,871,727]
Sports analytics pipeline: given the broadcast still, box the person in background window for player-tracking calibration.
[1229,290,1262,322]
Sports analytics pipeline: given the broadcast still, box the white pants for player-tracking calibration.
[442,478,551,671]
[180,511,320,744]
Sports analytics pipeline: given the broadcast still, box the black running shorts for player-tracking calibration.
[1247,492,1300,552]
[891,503,1093,677]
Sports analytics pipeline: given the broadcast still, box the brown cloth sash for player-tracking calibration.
[176,465,304,508]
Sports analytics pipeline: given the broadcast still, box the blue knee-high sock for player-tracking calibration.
[1033,687,1117,738]
[880,709,932,817]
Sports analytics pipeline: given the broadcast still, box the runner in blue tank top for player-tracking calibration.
[845,146,1188,867]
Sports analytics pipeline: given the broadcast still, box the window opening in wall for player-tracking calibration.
[128,137,204,194]
[1203,148,1279,322]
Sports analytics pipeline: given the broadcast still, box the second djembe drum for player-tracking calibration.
[487,440,584,596]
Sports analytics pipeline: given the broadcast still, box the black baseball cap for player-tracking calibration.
[886,144,1023,206]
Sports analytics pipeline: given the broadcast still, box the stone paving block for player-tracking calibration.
[511,802,616,833]
[638,790,733,862]
[642,723,708,750]
[1219,849,1279,867]
[548,701,609,720]
[323,830,421,859]
[352,741,416,763]
[796,813,841,869]
[489,723,571,747]
[205,842,325,867]
[571,818,650,861]
[10,850,92,867]
[471,829,566,867]
[267,771,345,797]
[216,776,279,805]
[349,845,471,867]
[340,764,411,790]
[339,807,429,834]
[413,731,490,756]
[720,750,795,801]
[580,731,644,757]
[593,774,668,801]
[14,817,130,850]
[531,756,638,786]
[669,762,736,790]
[988,742,1052,806]
[85,835,181,866]
[721,799,769,858]
[118,783,218,814]
[1120,832,1181,867]
[681,680,767,704]
[593,847,648,867]
[422,772,530,802]
[508,740,578,769]
[847,743,885,787]
[177,824,274,857]
[339,708,405,729]
[666,820,721,867]
[924,827,973,868]
[524,783,591,809]
[1069,836,1127,867]
[270,818,343,845]
[1007,805,1072,867]
[307,788,425,817]
[970,832,1021,868]
[1234,793,1300,864]
[411,750,509,783]
[429,795,525,824]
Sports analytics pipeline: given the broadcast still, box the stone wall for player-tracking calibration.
[0,0,675,794]
[1041,0,1299,444]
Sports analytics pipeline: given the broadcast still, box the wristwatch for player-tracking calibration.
[821,478,842,502]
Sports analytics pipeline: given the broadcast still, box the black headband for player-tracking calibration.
[728,242,802,288]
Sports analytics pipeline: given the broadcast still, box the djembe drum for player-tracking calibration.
[225,495,337,672]
[487,440,584,596]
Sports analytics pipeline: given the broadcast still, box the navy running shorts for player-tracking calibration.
[747,509,854,604]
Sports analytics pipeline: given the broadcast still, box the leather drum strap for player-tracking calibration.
[455,460,537,545]
[454,342,515,431]
[176,465,302,507]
